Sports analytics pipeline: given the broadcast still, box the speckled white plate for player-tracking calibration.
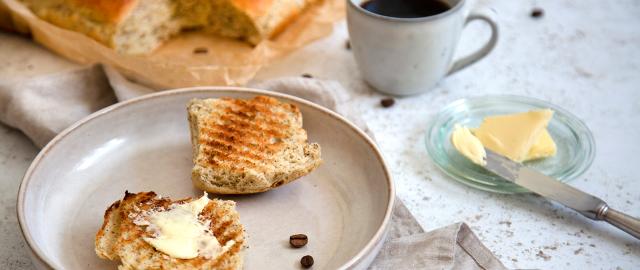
[17,87,394,270]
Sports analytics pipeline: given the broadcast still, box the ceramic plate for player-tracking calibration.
[18,87,394,270]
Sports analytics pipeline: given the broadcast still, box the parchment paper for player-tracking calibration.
[1,0,345,88]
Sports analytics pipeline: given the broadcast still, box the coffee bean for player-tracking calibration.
[300,255,314,268]
[193,47,208,54]
[531,8,544,18]
[289,234,308,248]
[302,73,313,78]
[345,40,351,50]
[380,98,395,108]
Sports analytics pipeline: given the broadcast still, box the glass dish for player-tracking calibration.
[425,95,596,194]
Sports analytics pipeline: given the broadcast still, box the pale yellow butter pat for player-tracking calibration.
[451,125,487,166]
[525,129,557,161]
[474,109,554,162]
[142,193,230,259]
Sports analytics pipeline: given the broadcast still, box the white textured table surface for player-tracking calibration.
[1,0,639,269]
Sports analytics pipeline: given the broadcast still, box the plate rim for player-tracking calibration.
[17,86,396,270]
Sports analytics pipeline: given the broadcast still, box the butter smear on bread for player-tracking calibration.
[134,193,234,259]
[451,109,557,165]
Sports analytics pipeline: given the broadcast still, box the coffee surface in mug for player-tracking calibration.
[360,0,451,18]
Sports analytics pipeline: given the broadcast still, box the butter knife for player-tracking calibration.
[484,149,640,239]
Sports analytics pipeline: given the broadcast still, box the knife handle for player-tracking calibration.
[600,206,640,239]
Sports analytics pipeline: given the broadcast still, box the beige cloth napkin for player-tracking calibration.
[0,65,506,270]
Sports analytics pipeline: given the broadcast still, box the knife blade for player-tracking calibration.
[483,148,640,239]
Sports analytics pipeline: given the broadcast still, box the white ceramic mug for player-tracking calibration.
[347,0,498,96]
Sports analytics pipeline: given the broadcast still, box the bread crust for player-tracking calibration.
[229,0,321,43]
[65,0,139,23]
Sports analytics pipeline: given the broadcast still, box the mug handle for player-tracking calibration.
[448,11,499,74]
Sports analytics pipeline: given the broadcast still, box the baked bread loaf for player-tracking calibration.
[95,191,244,270]
[194,0,317,44]
[188,96,322,194]
[20,0,180,54]
[19,0,319,54]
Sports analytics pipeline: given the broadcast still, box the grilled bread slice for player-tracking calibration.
[188,96,322,194]
[95,191,244,270]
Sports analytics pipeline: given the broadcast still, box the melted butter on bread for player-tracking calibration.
[135,193,234,259]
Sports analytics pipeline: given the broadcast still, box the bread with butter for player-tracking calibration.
[95,191,244,270]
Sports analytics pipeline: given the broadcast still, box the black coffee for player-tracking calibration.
[360,0,451,18]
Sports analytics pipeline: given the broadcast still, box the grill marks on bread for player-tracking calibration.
[198,96,297,173]
[189,96,322,194]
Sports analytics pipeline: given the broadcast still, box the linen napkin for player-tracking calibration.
[0,64,507,270]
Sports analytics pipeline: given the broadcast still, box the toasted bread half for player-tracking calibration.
[95,191,244,270]
[188,96,322,194]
